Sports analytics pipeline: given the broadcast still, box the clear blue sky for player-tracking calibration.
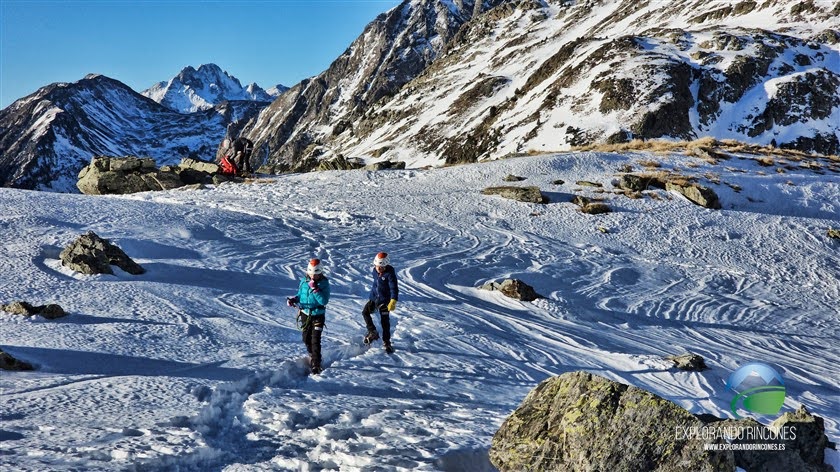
[0,0,402,109]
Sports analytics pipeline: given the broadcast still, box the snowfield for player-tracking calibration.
[1,151,838,471]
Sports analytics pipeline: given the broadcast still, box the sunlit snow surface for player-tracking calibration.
[1,152,838,470]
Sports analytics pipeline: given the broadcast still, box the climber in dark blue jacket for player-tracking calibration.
[362,252,399,353]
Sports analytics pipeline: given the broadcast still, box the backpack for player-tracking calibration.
[219,155,238,175]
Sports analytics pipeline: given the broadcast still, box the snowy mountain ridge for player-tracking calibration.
[141,63,287,113]
[1,0,838,191]
[245,0,840,170]
[0,74,266,191]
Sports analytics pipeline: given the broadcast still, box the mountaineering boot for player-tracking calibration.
[364,330,380,345]
[383,341,394,354]
[310,360,322,375]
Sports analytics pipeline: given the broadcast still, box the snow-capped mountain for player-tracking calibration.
[0,74,265,191]
[244,0,508,171]
[245,0,839,170]
[142,64,287,113]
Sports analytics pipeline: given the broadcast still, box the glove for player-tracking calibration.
[308,280,319,292]
[287,297,298,307]
[387,299,397,312]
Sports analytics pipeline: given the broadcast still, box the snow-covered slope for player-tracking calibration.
[247,0,840,170]
[142,64,287,113]
[331,0,840,167]
[1,150,837,470]
[244,0,507,171]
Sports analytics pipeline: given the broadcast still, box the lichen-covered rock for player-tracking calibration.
[59,231,145,275]
[179,157,219,175]
[765,406,831,471]
[490,372,734,472]
[481,186,547,203]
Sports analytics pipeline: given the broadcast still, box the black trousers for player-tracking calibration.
[362,301,391,343]
[301,314,325,368]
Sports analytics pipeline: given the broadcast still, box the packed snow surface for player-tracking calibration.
[1,152,838,470]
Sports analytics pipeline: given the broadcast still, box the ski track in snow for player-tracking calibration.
[0,152,838,470]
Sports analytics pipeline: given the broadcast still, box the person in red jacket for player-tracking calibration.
[362,252,399,353]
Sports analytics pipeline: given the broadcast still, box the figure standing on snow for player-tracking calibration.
[362,252,399,353]
[287,259,331,374]
[218,136,254,177]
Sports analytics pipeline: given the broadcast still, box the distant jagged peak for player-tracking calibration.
[142,63,284,113]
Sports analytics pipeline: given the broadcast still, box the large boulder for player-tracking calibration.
[491,372,834,472]
[59,231,145,275]
[319,155,365,171]
[77,156,184,194]
[490,372,734,471]
[666,353,708,371]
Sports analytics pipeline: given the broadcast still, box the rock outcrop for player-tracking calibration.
[665,181,722,209]
[76,156,230,195]
[490,372,833,472]
[667,353,708,371]
[60,231,145,275]
[479,279,541,301]
[0,349,34,371]
[481,186,547,203]
[77,156,183,194]
[1,301,67,319]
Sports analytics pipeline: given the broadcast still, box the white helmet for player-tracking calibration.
[373,252,390,267]
[306,258,324,275]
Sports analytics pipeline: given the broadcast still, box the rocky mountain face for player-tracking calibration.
[0,74,264,191]
[142,63,287,113]
[243,0,508,171]
[246,0,839,170]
